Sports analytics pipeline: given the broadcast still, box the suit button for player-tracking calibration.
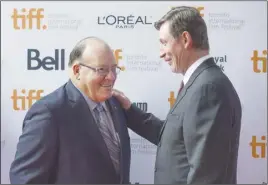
[154,167,157,172]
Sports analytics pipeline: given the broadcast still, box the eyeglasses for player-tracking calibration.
[79,63,121,76]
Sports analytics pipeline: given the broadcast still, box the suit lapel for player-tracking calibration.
[158,58,217,141]
[158,88,187,140]
[106,98,124,183]
[66,80,116,174]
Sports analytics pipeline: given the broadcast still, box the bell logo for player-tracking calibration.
[11,8,47,30]
[169,6,204,17]
[251,50,267,73]
[27,49,66,71]
[11,89,44,110]
[112,49,125,71]
[168,91,176,108]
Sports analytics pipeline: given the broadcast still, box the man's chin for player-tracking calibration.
[170,65,181,74]
[98,93,112,102]
[170,66,177,73]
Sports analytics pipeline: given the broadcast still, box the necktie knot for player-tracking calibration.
[95,103,105,112]
[179,81,184,94]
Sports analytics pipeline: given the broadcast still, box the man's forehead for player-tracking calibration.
[159,22,170,32]
[83,46,113,58]
[82,55,116,66]
[159,22,172,39]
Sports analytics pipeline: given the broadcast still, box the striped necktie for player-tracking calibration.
[94,103,120,174]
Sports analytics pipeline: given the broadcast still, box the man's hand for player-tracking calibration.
[112,89,131,110]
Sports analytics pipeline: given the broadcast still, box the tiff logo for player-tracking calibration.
[169,6,204,17]
[196,7,205,17]
[11,8,47,30]
[250,135,267,158]
[251,50,267,73]
[112,49,125,71]
[11,89,43,110]
[168,91,176,108]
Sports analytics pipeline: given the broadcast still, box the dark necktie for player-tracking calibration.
[94,103,120,174]
[178,81,184,94]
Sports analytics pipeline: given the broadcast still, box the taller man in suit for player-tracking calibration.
[113,6,242,184]
[10,37,131,184]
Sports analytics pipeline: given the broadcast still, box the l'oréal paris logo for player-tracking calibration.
[97,14,153,29]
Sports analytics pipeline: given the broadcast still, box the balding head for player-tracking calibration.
[68,36,112,67]
[68,36,120,102]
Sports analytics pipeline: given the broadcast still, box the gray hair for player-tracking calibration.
[154,6,209,50]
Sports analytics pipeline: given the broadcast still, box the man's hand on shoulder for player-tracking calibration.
[112,89,131,110]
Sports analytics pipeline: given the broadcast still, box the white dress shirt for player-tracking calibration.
[183,55,211,85]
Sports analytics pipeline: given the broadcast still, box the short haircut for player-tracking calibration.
[154,6,209,50]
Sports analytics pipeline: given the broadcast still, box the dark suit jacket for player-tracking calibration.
[125,58,242,184]
[9,80,131,184]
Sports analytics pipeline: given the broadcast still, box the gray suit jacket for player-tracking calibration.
[125,58,242,184]
[9,80,131,184]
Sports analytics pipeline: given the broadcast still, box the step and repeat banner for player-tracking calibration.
[1,1,267,184]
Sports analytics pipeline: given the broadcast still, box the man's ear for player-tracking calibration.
[181,31,193,49]
[72,63,81,80]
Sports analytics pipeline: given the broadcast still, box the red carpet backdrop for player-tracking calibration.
[1,1,267,184]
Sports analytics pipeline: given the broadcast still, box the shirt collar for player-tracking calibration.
[183,54,211,85]
[71,81,108,112]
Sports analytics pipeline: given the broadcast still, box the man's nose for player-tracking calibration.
[105,70,116,80]
[160,49,166,58]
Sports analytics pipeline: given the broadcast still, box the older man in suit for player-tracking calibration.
[113,6,242,184]
[10,37,131,184]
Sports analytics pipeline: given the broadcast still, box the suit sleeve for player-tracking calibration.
[125,104,164,145]
[9,101,58,184]
[183,83,232,183]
